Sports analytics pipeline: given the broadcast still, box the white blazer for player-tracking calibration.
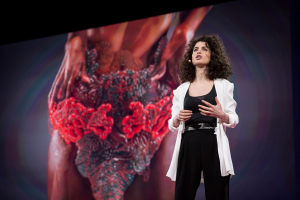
[166,78,239,183]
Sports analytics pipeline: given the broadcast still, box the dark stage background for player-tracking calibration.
[0,0,298,199]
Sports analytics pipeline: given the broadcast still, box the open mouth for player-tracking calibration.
[196,55,202,59]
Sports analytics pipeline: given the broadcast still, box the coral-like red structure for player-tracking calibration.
[87,104,114,140]
[49,90,173,199]
[122,96,172,139]
[49,95,172,143]
[48,38,174,199]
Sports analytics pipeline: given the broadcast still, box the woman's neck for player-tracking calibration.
[194,65,210,83]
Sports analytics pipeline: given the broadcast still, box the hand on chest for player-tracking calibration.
[184,82,217,112]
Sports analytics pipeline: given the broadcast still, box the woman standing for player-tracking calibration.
[167,34,239,200]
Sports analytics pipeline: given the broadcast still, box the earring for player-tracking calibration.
[188,60,191,62]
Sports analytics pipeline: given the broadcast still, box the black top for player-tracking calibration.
[184,84,217,126]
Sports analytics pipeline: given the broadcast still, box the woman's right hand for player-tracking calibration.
[173,110,193,127]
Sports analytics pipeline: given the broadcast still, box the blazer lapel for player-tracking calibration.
[178,82,190,133]
[180,82,190,110]
[214,79,223,123]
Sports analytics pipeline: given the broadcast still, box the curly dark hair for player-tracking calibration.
[179,34,232,83]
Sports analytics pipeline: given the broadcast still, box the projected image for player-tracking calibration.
[0,0,294,199]
[47,7,212,200]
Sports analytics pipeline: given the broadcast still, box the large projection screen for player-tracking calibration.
[0,0,295,199]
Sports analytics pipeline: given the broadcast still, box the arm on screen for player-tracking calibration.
[152,7,212,81]
[48,31,90,109]
[65,31,88,52]
[48,130,77,200]
[128,14,173,58]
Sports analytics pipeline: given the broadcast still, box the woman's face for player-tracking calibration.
[191,41,211,67]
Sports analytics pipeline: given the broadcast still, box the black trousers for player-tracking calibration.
[174,129,230,200]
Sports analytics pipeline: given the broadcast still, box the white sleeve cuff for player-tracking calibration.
[168,117,179,132]
[222,113,238,128]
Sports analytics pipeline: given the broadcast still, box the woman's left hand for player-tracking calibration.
[198,96,226,119]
